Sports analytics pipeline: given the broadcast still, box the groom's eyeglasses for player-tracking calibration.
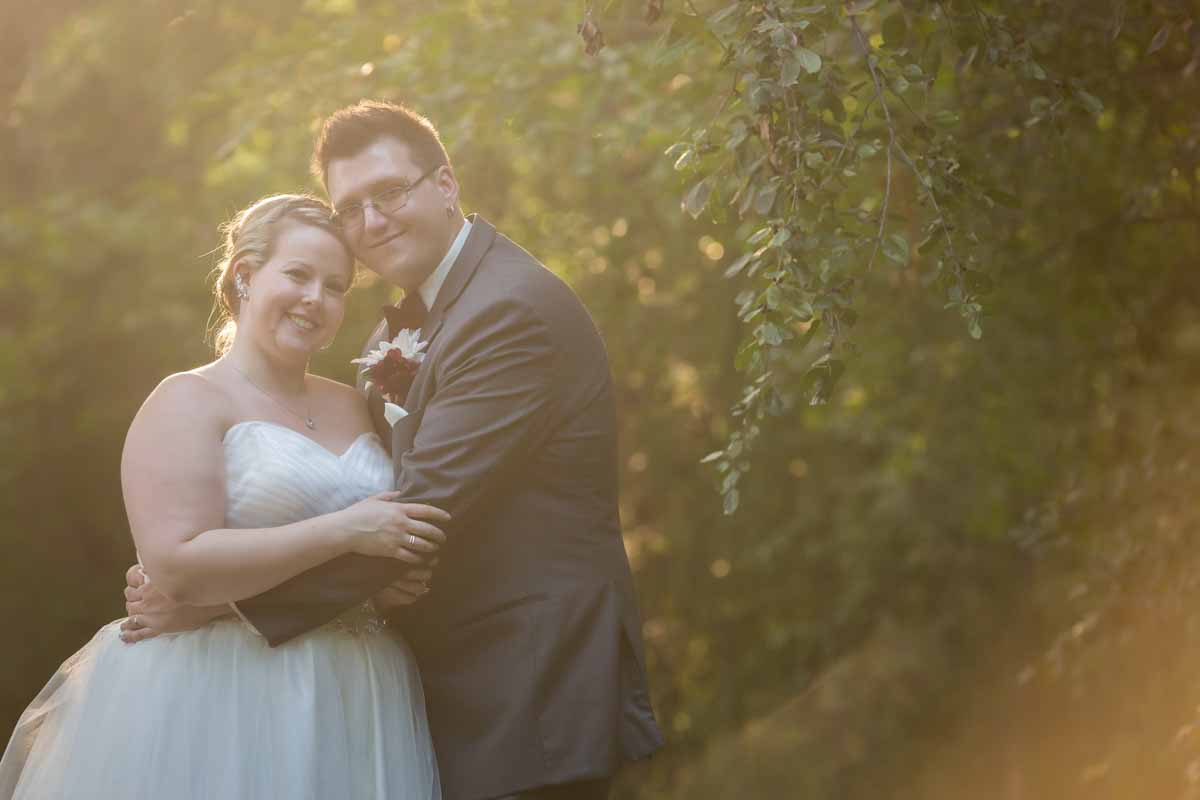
[330,166,440,236]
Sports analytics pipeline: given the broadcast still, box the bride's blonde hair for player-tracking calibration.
[208,194,351,355]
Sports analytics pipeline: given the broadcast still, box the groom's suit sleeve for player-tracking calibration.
[234,293,558,646]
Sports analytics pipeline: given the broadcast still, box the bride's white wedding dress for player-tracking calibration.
[0,420,440,799]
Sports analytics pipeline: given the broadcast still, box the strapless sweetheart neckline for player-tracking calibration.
[223,419,380,460]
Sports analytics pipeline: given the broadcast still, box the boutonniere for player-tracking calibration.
[352,329,427,425]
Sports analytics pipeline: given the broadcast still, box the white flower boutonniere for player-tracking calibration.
[352,329,428,426]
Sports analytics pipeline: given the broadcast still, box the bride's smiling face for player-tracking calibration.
[236,222,353,362]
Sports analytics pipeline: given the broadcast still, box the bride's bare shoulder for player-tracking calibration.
[129,366,234,437]
[308,373,373,427]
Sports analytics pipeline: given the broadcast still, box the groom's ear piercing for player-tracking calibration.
[445,205,453,219]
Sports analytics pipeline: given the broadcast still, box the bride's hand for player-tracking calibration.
[339,492,449,562]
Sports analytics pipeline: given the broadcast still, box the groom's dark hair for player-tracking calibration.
[312,100,451,186]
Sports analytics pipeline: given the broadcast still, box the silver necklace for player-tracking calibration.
[230,364,317,430]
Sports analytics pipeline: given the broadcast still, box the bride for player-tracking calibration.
[0,194,446,799]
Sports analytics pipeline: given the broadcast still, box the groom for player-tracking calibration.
[123,100,663,799]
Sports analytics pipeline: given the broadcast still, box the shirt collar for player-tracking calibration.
[418,218,472,311]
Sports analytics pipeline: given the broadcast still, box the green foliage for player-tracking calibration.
[639,1,1105,513]
[3,2,1200,798]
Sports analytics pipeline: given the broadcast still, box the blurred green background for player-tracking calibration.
[4,1,1200,797]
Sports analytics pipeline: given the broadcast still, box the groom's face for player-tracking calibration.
[325,136,460,291]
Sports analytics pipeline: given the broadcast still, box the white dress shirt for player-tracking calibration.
[418,218,472,312]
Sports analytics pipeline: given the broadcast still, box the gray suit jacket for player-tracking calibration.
[236,216,664,799]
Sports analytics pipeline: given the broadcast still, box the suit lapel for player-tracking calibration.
[384,215,499,457]
[419,214,497,347]
[400,214,498,405]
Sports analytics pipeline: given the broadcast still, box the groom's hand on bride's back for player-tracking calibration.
[120,564,230,644]
[372,565,435,611]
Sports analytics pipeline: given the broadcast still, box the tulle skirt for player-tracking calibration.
[0,617,440,799]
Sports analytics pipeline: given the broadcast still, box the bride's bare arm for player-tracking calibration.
[122,373,447,607]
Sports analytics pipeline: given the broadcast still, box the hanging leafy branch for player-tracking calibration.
[587,0,1104,513]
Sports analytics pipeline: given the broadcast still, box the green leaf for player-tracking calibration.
[664,142,689,159]
[747,226,772,246]
[766,388,786,416]
[748,81,773,111]
[787,302,816,322]
[931,109,960,127]
[754,181,779,215]
[724,253,754,278]
[781,53,803,87]
[700,450,724,464]
[738,183,757,216]
[1147,24,1170,55]
[726,121,749,150]
[723,487,740,515]
[758,322,785,346]
[683,178,712,218]
[802,356,846,404]
[882,233,909,265]
[765,284,782,310]
[796,47,822,75]
[770,26,797,50]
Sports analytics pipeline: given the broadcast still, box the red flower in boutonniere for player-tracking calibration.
[352,329,427,405]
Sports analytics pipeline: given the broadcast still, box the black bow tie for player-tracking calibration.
[383,293,428,338]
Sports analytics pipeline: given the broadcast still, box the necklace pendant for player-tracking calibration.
[305,417,316,430]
